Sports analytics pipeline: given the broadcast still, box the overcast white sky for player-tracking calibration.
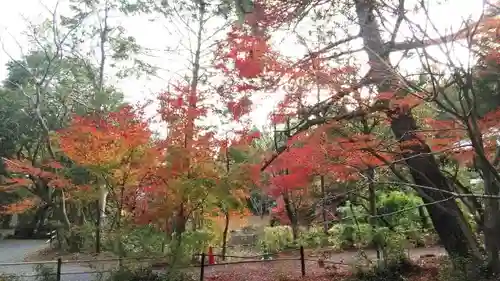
[0,0,486,130]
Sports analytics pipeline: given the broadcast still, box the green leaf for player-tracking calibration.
[235,0,254,24]
[229,147,249,163]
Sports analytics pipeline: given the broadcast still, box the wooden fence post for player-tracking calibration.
[200,253,206,281]
[56,258,62,281]
[300,246,305,277]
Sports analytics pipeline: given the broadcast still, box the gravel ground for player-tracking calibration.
[202,247,447,281]
[0,239,446,281]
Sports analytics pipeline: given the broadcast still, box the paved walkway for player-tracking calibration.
[0,240,98,281]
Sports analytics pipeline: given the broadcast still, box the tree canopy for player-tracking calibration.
[2,0,500,280]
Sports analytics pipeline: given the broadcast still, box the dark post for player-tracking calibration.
[300,246,305,277]
[200,253,206,281]
[56,258,62,281]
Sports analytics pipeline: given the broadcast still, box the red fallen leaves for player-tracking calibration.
[203,260,345,281]
[202,257,441,281]
[202,257,443,281]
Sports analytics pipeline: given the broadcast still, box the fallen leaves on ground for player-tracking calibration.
[204,256,445,281]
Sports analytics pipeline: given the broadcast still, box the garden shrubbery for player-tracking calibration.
[257,191,436,256]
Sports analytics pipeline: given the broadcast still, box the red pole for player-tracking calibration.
[208,246,215,265]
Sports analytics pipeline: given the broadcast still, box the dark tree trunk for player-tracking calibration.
[352,0,481,265]
[477,160,500,273]
[0,215,11,229]
[390,111,480,261]
[15,205,50,238]
[366,168,381,260]
[174,204,187,244]
[283,192,299,241]
[320,176,328,233]
[221,210,230,261]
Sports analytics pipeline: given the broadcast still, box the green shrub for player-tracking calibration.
[116,225,168,257]
[0,274,20,281]
[107,267,163,281]
[33,264,57,281]
[377,191,426,232]
[154,227,219,267]
[105,267,196,281]
[437,256,500,281]
[101,222,219,262]
[372,227,408,261]
[297,226,329,248]
[328,223,372,250]
[259,226,294,253]
[350,258,421,281]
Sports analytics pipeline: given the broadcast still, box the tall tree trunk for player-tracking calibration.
[116,185,126,259]
[96,200,102,254]
[366,168,381,260]
[174,204,187,244]
[1,215,11,229]
[390,113,480,260]
[17,206,49,238]
[221,210,230,261]
[353,0,481,265]
[477,159,500,272]
[283,192,299,241]
[320,176,328,233]
[466,120,500,273]
[96,184,108,254]
[169,204,187,271]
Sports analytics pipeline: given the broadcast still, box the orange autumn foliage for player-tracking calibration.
[128,85,224,228]
[0,198,38,215]
[208,9,500,232]
[3,158,74,190]
[56,105,152,168]
[54,105,161,202]
[208,208,252,231]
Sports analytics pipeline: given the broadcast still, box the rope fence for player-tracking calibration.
[0,246,351,281]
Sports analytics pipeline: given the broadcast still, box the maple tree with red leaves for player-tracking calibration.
[127,84,221,238]
[56,105,157,246]
[56,105,153,168]
[212,0,500,275]
[0,104,157,250]
[127,80,263,254]
[1,156,75,214]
